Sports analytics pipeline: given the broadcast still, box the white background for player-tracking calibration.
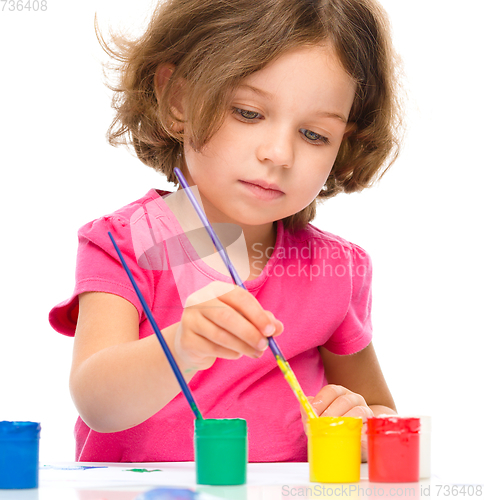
[1,0,483,483]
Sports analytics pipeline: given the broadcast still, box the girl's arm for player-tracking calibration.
[70,287,282,433]
[316,342,396,418]
[70,291,186,433]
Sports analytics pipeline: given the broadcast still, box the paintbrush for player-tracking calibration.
[108,231,203,421]
[173,167,317,419]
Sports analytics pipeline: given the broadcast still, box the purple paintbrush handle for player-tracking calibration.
[173,168,284,359]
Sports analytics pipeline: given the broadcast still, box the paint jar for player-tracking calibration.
[0,421,41,489]
[367,416,420,482]
[194,418,247,485]
[308,416,362,483]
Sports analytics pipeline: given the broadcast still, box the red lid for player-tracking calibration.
[367,416,420,434]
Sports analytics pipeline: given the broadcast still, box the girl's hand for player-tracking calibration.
[308,384,374,420]
[175,281,283,372]
[302,384,374,461]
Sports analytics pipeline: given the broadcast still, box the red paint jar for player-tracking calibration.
[367,416,420,482]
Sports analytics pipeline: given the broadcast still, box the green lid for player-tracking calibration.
[195,418,246,437]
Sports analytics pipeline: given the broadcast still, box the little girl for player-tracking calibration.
[50,0,401,463]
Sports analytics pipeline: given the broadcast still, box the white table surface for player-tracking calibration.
[1,461,481,500]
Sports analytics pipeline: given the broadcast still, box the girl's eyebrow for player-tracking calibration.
[313,110,348,124]
[237,84,348,123]
[238,84,273,100]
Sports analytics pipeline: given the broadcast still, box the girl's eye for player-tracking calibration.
[301,128,330,145]
[233,108,262,121]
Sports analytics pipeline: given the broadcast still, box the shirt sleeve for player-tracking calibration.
[323,243,373,355]
[49,214,154,337]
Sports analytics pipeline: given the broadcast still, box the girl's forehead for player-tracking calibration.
[231,45,356,120]
[239,45,354,92]
[242,44,345,81]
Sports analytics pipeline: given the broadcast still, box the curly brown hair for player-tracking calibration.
[98,0,404,231]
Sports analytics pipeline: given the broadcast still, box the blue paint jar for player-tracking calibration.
[0,421,41,489]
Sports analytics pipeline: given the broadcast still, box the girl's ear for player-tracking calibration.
[155,64,185,131]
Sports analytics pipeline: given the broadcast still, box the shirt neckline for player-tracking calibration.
[149,188,284,291]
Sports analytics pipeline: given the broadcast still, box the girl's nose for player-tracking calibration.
[255,124,295,168]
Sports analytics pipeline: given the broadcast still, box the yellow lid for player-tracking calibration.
[308,416,363,436]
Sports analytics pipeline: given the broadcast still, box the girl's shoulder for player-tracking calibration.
[79,189,169,235]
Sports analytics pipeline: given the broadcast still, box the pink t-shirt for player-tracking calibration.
[49,189,373,462]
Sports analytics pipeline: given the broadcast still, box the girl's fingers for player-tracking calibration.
[183,311,265,359]
[321,392,368,417]
[218,286,280,338]
[310,384,348,415]
[265,310,284,337]
[311,384,369,417]
[182,283,282,361]
[188,330,244,360]
[301,392,371,442]
[176,320,247,370]
[193,287,278,352]
[343,405,373,421]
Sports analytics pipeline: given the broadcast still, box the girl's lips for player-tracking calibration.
[239,180,285,201]
[242,179,283,192]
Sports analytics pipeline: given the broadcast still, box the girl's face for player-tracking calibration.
[183,44,356,231]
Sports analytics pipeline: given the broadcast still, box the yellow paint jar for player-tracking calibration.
[308,416,362,483]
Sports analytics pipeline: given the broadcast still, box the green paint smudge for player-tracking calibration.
[124,468,163,473]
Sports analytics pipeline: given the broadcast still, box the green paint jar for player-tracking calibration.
[194,418,247,485]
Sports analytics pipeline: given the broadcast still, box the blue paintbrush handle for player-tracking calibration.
[173,168,285,361]
[108,231,203,420]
